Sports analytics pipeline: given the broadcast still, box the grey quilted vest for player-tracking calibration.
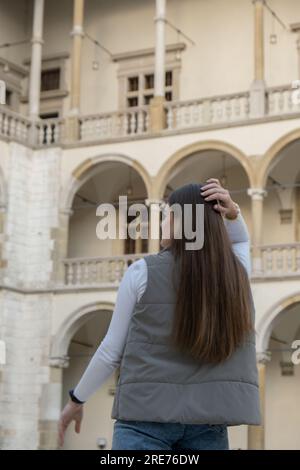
[111,247,261,426]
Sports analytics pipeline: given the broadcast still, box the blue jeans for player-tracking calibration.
[111,419,229,450]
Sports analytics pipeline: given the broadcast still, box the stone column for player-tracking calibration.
[296,186,300,241]
[28,0,44,119]
[149,0,167,132]
[290,23,300,79]
[297,36,300,81]
[0,205,7,272]
[247,188,267,275]
[66,0,85,141]
[250,0,266,118]
[39,357,70,450]
[254,0,264,82]
[146,198,162,253]
[134,214,143,254]
[51,209,73,286]
[248,351,271,449]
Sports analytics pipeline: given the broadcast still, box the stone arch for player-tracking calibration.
[257,128,300,188]
[61,153,153,211]
[50,301,115,361]
[256,292,300,353]
[155,140,255,199]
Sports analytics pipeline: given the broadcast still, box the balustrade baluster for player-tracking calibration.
[296,246,300,273]
[3,115,9,135]
[137,110,144,133]
[276,248,284,273]
[166,106,173,130]
[265,248,273,273]
[286,246,293,273]
[66,262,73,285]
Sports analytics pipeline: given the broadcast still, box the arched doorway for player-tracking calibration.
[156,143,253,240]
[59,155,152,286]
[68,159,149,259]
[257,295,300,449]
[56,305,117,450]
[156,140,254,198]
[260,139,300,244]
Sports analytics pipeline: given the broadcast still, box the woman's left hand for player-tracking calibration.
[200,178,239,219]
[58,401,83,447]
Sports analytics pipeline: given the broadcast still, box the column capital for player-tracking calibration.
[256,350,272,364]
[149,96,166,132]
[49,356,70,368]
[70,25,84,37]
[30,37,44,46]
[154,15,166,22]
[247,187,267,200]
[145,198,163,207]
[60,208,74,217]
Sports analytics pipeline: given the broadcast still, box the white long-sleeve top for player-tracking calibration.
[73,212,251,402]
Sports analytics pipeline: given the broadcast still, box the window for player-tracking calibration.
[41,68,60,92]
[128,76,139,92]
[165,71,173,86]
[144,94,154,105]
[127,76,139,108]
[114,43,184,109]
[127,97,138,108]
[126,70,174,108]
[5,89,12,107]
[145,74,154,90]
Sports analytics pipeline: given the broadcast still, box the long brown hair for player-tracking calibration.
[167,183,254,364]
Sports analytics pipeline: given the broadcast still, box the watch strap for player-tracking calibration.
[69,388,85,404]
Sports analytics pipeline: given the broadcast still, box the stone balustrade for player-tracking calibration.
[63,253,145,287]
[62,243,300,288]
[1,85,299,147]
[258,243,300,278]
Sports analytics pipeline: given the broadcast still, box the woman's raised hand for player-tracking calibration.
[200,178,239,220]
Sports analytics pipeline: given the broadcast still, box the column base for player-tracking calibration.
[148,238,161,254]
[247,424,264,450]
[249,79,266,118]
[149,96,166,132]
[64,116,80,142]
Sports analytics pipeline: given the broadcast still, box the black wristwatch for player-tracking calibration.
[69,388,85,405]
